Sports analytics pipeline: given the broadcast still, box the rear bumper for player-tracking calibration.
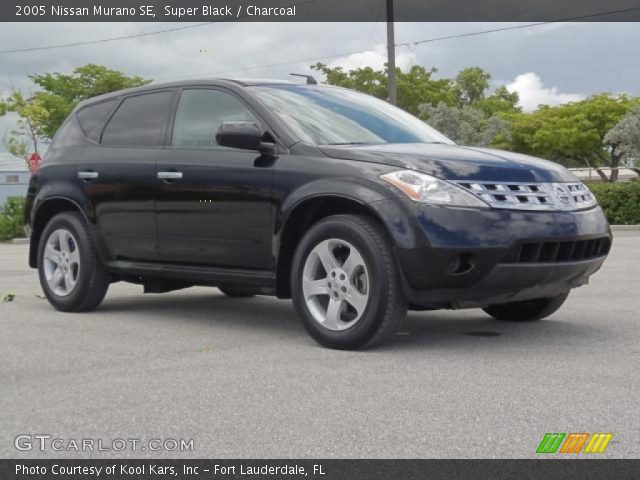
[393,203,611,308]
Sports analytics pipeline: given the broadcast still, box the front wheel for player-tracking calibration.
[291,214,407,350]
[37,212,110,312]
[482,292,569,322]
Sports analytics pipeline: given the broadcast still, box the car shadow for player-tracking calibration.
[95,288,608,352]
[97,289,307,338]
[382,309,609,353]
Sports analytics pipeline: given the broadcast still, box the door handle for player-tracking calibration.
[157,171,183,180]
[78,170,99,180]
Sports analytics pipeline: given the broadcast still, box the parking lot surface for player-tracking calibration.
[1,232,638,458]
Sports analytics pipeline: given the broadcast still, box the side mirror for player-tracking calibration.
[216,122,275,154]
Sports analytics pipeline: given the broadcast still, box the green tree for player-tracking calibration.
[311,63,457,115]
[604,106,640,175]
[311,63,388,100]
[1,90,50,160]
[474,86,521,117]
[1,65,150,165]
[502,94,640,181]
[29,64,151,138]
[454,66,491,105]
[420,102,510,147]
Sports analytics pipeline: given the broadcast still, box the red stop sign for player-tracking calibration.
[28,152,41,172]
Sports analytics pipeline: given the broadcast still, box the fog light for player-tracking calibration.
[446,253,474,275]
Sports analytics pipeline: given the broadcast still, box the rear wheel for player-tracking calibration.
[291,214,407,350]
[218,286,256,298]
[37,212,110,312]
[482,292,569,322]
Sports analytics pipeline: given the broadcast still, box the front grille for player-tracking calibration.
[504,236,611,263]
[453,181,597,211]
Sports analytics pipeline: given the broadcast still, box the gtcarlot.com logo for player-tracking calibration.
[536,432,613,454]
[14,434,194,452]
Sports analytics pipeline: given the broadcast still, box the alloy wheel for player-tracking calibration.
[43,228,80,296]
[302,238,370,331]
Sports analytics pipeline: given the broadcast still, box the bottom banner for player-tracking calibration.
[1,459,639,480]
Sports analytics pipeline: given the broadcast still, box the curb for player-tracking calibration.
[11,238,29,245]
[610,225,640,231]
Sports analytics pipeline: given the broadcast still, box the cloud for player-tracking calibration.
[506,72,584,112]
[326,45,418,72]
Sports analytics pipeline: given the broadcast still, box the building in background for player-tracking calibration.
[0,153,30,205]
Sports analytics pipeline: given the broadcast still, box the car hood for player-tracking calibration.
[319,143,578,183]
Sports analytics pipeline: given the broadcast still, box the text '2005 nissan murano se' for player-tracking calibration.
[25,78,612,349]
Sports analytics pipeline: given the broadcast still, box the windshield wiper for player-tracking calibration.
[324,142,371,146]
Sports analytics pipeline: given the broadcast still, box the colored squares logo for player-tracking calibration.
[537,433,613,454]
[584,433,613,454]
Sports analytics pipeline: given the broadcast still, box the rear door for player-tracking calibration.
[155,87,274,269]
[78,90,175,261]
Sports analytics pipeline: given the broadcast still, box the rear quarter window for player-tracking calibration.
[76,99,116,139]
[44,115,88,164]
[101,91,174,147]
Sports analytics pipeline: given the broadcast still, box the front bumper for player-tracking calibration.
[394,203,611,308]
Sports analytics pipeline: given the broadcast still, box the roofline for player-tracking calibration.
[77,78,320,108]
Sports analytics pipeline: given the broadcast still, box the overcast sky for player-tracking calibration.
[1,21,639,153]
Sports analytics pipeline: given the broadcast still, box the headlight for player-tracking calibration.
[380,170,489,208]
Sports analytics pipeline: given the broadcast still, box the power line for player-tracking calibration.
[0,0,321,56]
[153,6,640,81]
[0,5,636,73]
[0,23,216,55]
[357,0,385,67]
[403,5,640,47]
[396,6,640,47]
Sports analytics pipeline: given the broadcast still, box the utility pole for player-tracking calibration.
[386,0,397,105]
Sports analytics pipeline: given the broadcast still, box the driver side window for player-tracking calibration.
[171,89,259,147]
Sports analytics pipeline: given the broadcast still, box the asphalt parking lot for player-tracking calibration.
[1,232,638,459]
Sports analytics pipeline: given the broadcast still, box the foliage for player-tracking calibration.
[501,94,640,181]
[1,65,151,161]
[473,86,520,117]
[312,63,520,146]
[311,63,457,115]
[603,106,640,169]
[588,181,640,224]
[1,91,50,161]
[455,67,491,105]
[419,103,510,146]
[0,197,26,241]
[29,64,151,138]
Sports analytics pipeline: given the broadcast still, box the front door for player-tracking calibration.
[155,88,273,270]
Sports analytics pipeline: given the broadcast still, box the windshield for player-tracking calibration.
[249,84,455,146]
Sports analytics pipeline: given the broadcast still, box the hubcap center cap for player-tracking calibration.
[328,268,349,298]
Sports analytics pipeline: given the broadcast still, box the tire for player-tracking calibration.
[219,286,256,298]
[482,292,569,322]
[291,214,407,350]
[37,211,110,312]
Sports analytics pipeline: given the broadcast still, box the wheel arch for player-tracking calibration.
[29,196,100,268]
[274,191,415,299]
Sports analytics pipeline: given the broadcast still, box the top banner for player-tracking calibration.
[3,0,640,22]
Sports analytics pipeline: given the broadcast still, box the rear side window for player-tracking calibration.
[172,89,259,147]
[76,99,116,138]
[101,91,173,147]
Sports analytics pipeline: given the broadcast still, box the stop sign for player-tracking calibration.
[28,152,41,172]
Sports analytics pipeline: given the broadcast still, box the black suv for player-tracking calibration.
[25,79,612,349]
